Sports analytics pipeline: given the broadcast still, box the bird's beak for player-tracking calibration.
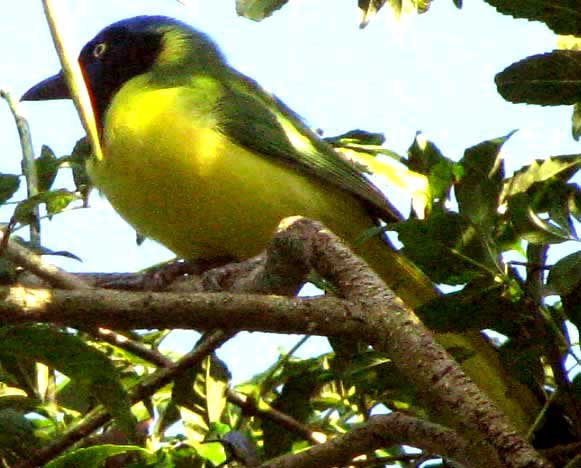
[21,71,70,101]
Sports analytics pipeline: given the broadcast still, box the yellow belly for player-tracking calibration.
[88,79,375,261]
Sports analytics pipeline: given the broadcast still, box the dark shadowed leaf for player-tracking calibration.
[407,133,459,211]
[0,326,135,435]
[547,251,581,296]
[0,174,20,205]
[44,445,149,468]
[236,0,289,21]
[418,282,524,333]
[325,129,386,149]
[506,191,575,244]
[572,103,581,140]
[359,0,389,28]
[456,132,513,227]
[393,211,493,284]
[483,0,581,35]
[67,137,93,203]
[340,350,415,403]
[263,359,326,458]
[0,409,37,459]
[35,145,61,192]
[496,51,581,106]
[14,236,81,261]
[498,341,543,388]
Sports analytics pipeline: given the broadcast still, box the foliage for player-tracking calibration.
[0,1,580,467]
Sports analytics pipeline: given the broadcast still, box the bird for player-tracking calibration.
[22,15,434,306]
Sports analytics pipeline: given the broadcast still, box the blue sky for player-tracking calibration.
[1,0,579,381]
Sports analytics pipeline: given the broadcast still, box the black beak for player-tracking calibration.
[21,71,70,101]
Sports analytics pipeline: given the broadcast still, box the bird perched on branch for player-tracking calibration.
[22,15,432,304]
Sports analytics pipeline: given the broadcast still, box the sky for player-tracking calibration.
[1,0,580,383]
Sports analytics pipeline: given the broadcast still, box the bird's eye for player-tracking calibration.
[93,42,107,59]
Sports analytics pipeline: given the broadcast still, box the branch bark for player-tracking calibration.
[0,217,551,468]
[258,413,497,468]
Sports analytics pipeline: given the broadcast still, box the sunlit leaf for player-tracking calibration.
[13,189,77,225]
[501,155,581,201]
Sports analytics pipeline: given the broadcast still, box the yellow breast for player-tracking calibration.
[88,75,374,260]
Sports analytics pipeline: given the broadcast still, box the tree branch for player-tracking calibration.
[2,217,551,467]
[15,330,230,468]
[257,413,496,468]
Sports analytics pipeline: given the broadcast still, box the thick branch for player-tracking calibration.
[258,413,497,468]
[1,217,551,467]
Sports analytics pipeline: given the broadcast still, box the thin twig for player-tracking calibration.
[0,90,40,245]
[93,328,322,446]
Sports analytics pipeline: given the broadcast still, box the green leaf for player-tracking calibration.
[572,104,581,140]
[393,212,492,284]
[44,445,149,468]
[0,326,135,436]
[501,155,581,201]
[0,409,37,457]
[66,137,93,204]
[407,133,458,210]
[0,174,20,205]
[339,350,414,403]
[173,354,230,441]
[35,145,61,192]
[496,51,581,106]
[482,0,581,36]
[13,189,76,225]
[236,0,289,21]
[548,251,581,296]
[417,283,524,333]
[196,440,227,466]
[456,132,513,227]
[263,359,325,458]
[14,236,81,262]
[505,185,578,244]
[325,129,386,148]
[498,341,543,388]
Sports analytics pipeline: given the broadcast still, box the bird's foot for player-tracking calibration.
[143,257,236,291]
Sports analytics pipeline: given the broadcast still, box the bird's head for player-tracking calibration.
[22,15,225,126]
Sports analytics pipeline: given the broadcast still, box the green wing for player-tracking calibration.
[214,69,401,224]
